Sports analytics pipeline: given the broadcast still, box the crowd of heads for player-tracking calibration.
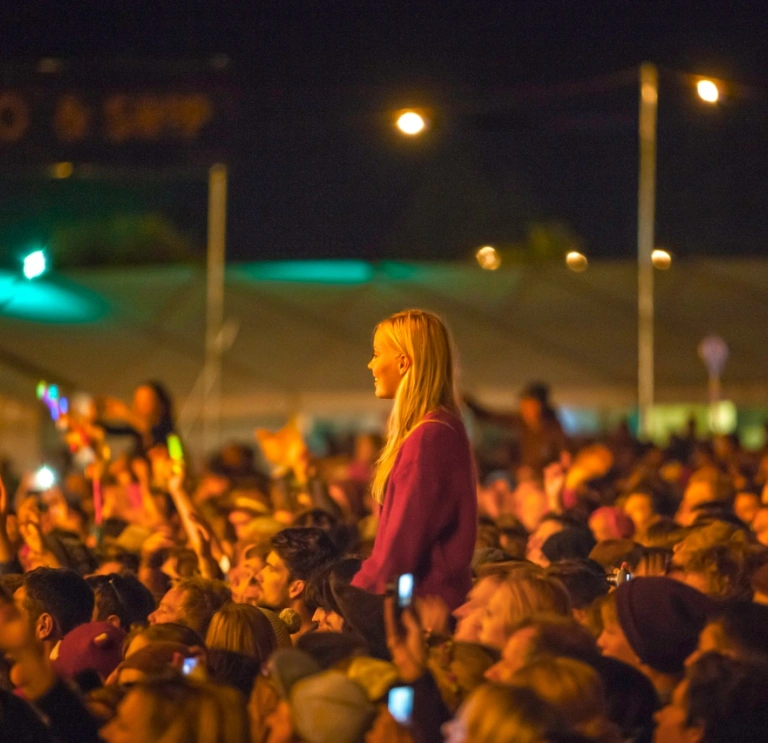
[2,378,768,743]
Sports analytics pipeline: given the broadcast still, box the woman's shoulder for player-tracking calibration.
[408,408,467,445]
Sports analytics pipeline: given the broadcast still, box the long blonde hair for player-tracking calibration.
[371,309,459,504]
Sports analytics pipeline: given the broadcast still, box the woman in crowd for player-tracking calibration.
[352,309,477,611]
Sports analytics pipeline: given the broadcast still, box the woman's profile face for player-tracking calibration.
[367,327,406,399]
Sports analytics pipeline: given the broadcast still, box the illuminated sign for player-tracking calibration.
[0,78,238,165]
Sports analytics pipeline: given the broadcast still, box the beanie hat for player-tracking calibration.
[614,577,713,674]
[269,648,322,698]
[258,608,294,648]
[54,621,126,680]
[290,670,376,743]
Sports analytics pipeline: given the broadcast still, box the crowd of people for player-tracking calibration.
[2,348,768,742]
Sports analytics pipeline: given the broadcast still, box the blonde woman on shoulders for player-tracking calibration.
[351,309,477,610]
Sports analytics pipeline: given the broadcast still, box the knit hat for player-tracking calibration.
[290,670,376,743]
[269,648,322,698]
[614,577,713,674]
[258,608,295,648]
[54,621,126,680]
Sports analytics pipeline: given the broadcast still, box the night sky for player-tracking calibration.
[1,1,768,264]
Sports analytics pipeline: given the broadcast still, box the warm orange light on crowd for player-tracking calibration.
[697,79,719,104]
[396,110,427,135]
[476,245,501,270]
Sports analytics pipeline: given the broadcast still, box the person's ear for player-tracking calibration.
[397,355,411,376]
[288,579,306,600]
[36,612,55,641]
[106,614,122,630]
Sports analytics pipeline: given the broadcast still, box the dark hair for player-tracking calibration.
[686,653,768,742]
[303,557,362,615]
[23,567,94,637]
[87,573,157,631]
[707,601,768,662]
[292,509,351,553]
[205,649,262,698]
[125,622,205,656]
[271,527,341,581]
[141,380,176,443]
[545,560,609,609]
[541,528,596,563]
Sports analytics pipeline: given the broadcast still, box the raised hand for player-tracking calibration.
[384,595,427,683]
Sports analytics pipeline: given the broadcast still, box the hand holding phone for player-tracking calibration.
[388,685,414,726]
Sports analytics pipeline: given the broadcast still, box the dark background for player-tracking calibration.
[1,0,767,265]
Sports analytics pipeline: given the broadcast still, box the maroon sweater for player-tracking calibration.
[352,409,477,610]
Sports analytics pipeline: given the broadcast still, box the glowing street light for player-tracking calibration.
[22,249,48,280]
[697,79,720,104]
[476,245,501,270]
[651,248,672,270]
[396,111,427,136]
[565,251,588,272]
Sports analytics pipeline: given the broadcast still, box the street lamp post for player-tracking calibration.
[637,62,658,439]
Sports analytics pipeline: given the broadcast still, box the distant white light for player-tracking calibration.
[35,465,56,490]
[23,250,47,280]
[697,79,719,103]
[476,245,501,270]
[396,111,426,135]
[652,249,672,270]
[566,251,588,272]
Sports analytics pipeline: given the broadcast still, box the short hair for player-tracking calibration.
[707,601,768,662]
[270,527,341,581]
[686,653,768,743]
[125,622,205,657]
[23,567,94,637]
[463,683,566,743]
[205,602,277,663]
[680,545,751,600]
[303,557,362,615]
[511,657,616,740]
[175,578,232,636]
[87,573,157,631]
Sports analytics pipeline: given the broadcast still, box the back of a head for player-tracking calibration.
[464,683,567,743]
[511,657,615,740]
[88,572,157,631]
[205,601,277,663]
[24,567,95,637]
[129,622,205,656]
[271,527,341,581]
[687,653,768,743]
[710,601,768,663]
[132,677,249,743]
[545,560,609,609]
[175,577,232,636]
